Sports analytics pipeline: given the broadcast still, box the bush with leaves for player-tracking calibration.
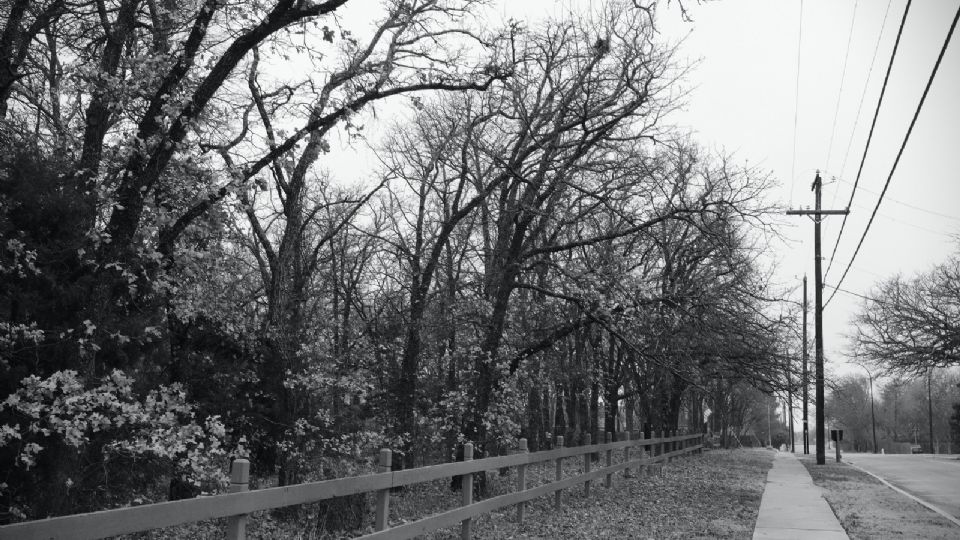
[0,370,238,520]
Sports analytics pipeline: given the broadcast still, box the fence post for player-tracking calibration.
[622,431,631,478]
[226,458,249,540]
[517,438,528,524]
[375,449,392,531]
[605,432,613,488]
[555,436,564,508]
[639,432,648,476]
[665,430,670,456]
[667,430,674,463]
[658,430,665,464]
[461,443,473,540]
[583,433,592,497]
[657,429,670,476]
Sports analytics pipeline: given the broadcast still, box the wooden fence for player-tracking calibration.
[0,431,704,540]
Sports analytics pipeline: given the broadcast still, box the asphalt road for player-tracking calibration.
[844,453,960,520]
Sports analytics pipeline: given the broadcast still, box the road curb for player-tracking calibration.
[846,460,960,528]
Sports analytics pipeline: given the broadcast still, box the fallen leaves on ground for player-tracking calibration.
[123,449,772,539]
[426,449,773,540]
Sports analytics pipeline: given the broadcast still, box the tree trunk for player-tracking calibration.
[527,382,543,451]
[590,379,600,444]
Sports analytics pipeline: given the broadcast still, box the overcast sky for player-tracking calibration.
[496,1,960,381]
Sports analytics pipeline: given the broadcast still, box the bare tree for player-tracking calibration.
[853,253,960,376]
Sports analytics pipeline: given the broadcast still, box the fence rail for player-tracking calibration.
[0,431,704,540]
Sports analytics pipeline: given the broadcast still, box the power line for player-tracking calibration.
[850,203,958,238]
[824,283,895,309]
[838,177,960,222]
[824,0,859,174]
[825,2,960,308]
[824,0,913,280]
[830,0,893,210]
[843,263,886,280]
[789,0,804,208]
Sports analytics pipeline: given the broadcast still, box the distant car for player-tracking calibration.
[910,444,922,454]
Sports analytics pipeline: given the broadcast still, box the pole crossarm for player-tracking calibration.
[785,209,850,216]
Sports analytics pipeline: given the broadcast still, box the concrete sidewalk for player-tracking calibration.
[753,451,848,539]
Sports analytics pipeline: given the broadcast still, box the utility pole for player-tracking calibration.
[927,369,935,454]
[786,349,795,453]
[787,172,848,465]
[869,370,877,454]
[802,276,809,455]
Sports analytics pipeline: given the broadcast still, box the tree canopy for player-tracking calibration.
[0,0,795,526]
[851,249,960,376]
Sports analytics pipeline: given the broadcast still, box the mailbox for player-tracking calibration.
[830,429,843,442]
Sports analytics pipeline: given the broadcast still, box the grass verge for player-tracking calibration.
[799,456,958,540]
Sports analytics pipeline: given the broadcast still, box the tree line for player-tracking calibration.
[826,369,959,454]
[0,0,792,523]
[837,248,960,454]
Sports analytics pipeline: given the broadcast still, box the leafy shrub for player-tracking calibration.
[0,370,238,521]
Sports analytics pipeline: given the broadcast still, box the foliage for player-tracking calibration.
[0,370,236,519]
